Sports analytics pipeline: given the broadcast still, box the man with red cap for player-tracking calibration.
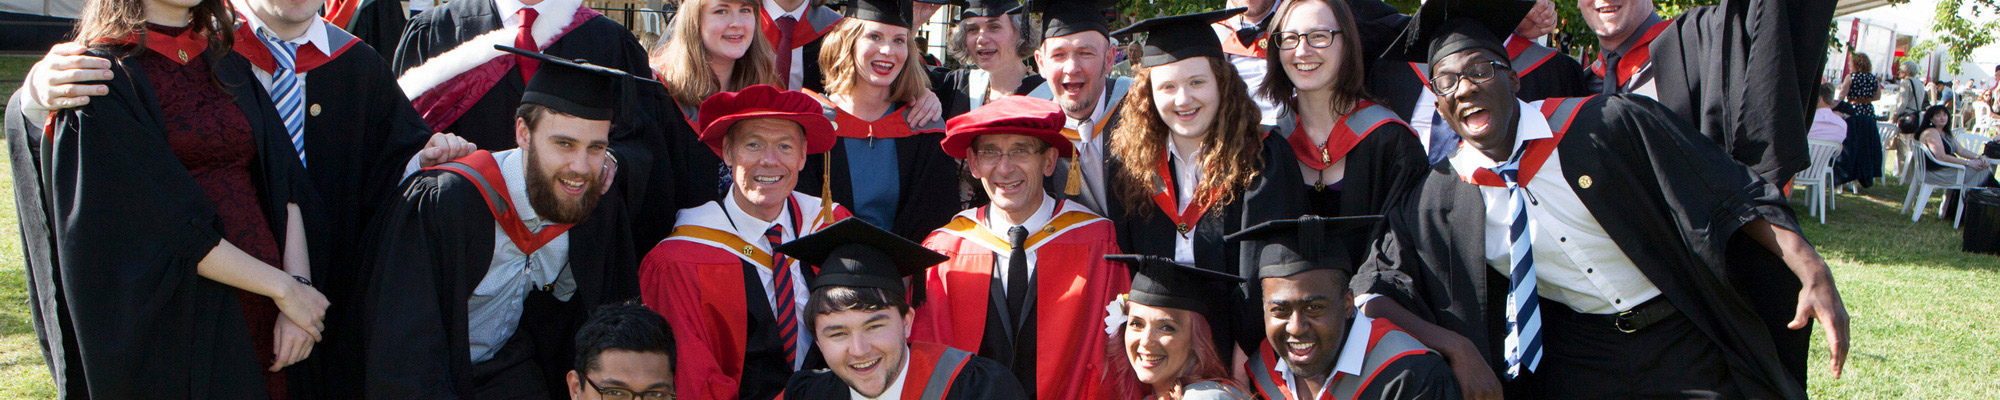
[910,95,1130,399]
[639,84,853,400]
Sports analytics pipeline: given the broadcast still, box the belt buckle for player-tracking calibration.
[1614,310,1640,333]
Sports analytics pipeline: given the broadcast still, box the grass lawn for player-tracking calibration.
[0,56,1998,398]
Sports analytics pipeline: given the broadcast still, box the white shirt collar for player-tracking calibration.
[985,194,1059,241]
[1067,90,1112,141]
[849,348,912,400]
[1446,100,1554,180]
[763,0,810,19]
[722,190,795,244]
[232,0,332,55]
[498,0,583,26]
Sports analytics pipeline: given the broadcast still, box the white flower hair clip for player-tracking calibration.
[1103,294,1129,336]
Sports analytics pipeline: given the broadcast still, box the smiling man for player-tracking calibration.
[912,96,1128,399]
[1230,216,1457,400]
[360,52,641,399]
[1022,0,1131,215]
[780,219,1028,399]
[1352,6,1849,399]
[568,303,677,400]
[640,85,853,400]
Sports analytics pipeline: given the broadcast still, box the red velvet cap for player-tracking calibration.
[697,85,836,157]
[940,96,1075,159]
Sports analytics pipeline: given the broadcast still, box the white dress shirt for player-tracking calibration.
[764,0,810,90]
[467,149,576,363]
[1165,139,1205,265]
[1274,301,1380,400]
[1068,93,1114,213]
[1445,101,1661,315]
[722,190,811,371]
[986,194,1057,294]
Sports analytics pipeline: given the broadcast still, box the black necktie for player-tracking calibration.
[1235,25,1262,48]
[1006,226,1029,317]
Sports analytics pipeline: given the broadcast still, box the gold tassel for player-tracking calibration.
[818,154,834,224]
[1064,157,1083,196]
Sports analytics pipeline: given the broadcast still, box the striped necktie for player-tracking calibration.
[258,32,307,168]
[766,226,800,368]
[1493,157,1542,379]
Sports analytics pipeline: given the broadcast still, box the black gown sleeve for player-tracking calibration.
[1355,352,1462,400]
[1649,0,1834,186]
[390,13,438,74]
[945,354,1032,399]
[784,370,850,399]
[8,70,89,400]
[1237,134,1309,352]
[359,172,486,400]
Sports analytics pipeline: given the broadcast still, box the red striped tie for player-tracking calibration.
[766,226,800,368]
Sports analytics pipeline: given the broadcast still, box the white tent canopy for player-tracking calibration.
[1,0,82,18]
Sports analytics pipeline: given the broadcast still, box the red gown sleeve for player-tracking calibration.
[640,243,745,400]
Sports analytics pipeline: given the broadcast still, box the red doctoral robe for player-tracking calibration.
[911,200,1129,400]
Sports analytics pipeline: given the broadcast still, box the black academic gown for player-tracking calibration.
[1603,0,1835,189]
[1107,133,1308,357]
[344,0,409,61]
[1266,113,1428,270]
[1615,0,1835,384]
[17,47,314,400]
[281,37,435,400]
[944,69,1046,114]
[358,170,638,400]
[784,345,1028,399]
[1355,95,1806,399]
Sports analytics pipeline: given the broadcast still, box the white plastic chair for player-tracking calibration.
[1902,143,1981,226]
[1794,139,1844,224]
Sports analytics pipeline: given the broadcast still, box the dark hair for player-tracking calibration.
[573,302,677,373]
[1259,0,1373,118]
[1848,53,1871,75]
[1921,104,1953,133]
[75,0,235,60]
[515,103,589,133]
[803,286,911,331]
[1817,83,1837,106]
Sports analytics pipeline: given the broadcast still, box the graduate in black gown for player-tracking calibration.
[795,0,962,242]
[941,0,1046,112]
[1353,7,1849,398]
[12,0,330,397]
[1575,0,1837,386]
[1257,0,1427,225]
[359,52,641,399]
[1103,9,1309,362]
[781,220,1029,399]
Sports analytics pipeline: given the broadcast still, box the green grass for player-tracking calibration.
[0,57,1997,398]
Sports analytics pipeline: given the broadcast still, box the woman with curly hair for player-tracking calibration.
[1105,9,1307,366]
[942,0,1044,111]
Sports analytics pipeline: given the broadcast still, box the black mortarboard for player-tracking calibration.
[842,0,915,28]
[1224,215,1382,278]
[958,0,1019,18]
[1105,254,1245,314]
[776,219,948,296]
[1108,8,1246,68]
[1379,0,1535,65]
[499,45,661,121]
[1017,0,1110,39]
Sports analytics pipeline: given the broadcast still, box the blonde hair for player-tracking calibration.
[818,18,929,102]
[651,0,782,106]
[1110,57,1267,218]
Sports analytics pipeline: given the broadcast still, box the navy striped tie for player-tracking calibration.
[257,32,307,168]
[1493,160,1542,379]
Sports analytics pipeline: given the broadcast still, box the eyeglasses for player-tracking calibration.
[1428,61,1511,96]
[1276,29,1342,50]
[972,147,1047,165]
[582,374,673,400]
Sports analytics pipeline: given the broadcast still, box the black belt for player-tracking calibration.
[1572,297,1677,334]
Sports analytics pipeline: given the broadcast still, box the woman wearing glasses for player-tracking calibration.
[1104,9,1307,366]
[1259,0,1426,224]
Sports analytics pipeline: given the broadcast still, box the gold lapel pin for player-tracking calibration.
[309,104,322,116]
[1578,175,1594,189]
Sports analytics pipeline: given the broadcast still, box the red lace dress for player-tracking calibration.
[140,24,289,400]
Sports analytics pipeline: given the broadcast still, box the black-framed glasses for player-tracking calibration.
[1429,61,1511,96]
[581,373,674,400]
[972,147,1048,165]
[1276,29,1342,50]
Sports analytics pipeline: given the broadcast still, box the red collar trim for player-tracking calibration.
[96,27,209,65]
[1215,22,1267,58]
[1461,112,1565,188]
[1591,20,1671,88]
[804,89,939,139]
[1151,154,1220,234]
[422,150,577,254]
[760,8,840,50]
[232,21,361,74]
[1289,100,1381,171]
